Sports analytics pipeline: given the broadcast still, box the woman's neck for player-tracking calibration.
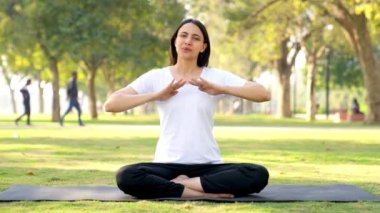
[172,60,202,80]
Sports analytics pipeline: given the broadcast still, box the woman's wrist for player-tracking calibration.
[219,85,230,95]
[149,92,160,102]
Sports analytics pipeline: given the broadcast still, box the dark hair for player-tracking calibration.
[71,70,78,80]
[26,79,31,85]
[170,18,211,67]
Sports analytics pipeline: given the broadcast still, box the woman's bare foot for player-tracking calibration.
[203,192,234,198]
[181,187,234,198]
[173,175,234,198]
[170,175,189,183]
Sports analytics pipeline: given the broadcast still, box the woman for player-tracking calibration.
[104,18,271,199]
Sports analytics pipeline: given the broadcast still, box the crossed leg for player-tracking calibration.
[116,163,268,199]
[171,175,233,198]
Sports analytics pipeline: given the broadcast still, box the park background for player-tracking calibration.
[1,0,379,123]
[1,0,380,212]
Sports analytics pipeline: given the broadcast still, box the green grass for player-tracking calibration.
[0,114,379,212]
[1,113,378,127]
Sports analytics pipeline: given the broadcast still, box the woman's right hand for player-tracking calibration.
[154,79,186,101]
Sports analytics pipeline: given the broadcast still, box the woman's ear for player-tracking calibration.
[201,43,207,53]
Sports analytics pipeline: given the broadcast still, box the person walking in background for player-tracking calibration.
[15,79,32,126]
[60,71,84,126]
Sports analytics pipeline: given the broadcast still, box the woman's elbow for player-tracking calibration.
[103,100,115,112]
[250,82,271,102]
[263,90,271,101]
[256,90,271,102]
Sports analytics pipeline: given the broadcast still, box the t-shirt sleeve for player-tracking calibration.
[128,70,156,94]
[220,69,247,87]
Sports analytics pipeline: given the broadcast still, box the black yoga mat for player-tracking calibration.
[0,184,379,202]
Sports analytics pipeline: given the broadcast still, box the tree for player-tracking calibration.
[64,1,120,119]
[223,0,380,123]
[0,1,50,115]
[0,55,17,114]
[310,0,380,123]
[296,6,334,121]
[0,0,23,114]
[2,0,77,121]
[187,0,259,114]
[68,0,185,118]
[225,1,304,117]
[4,41,53,114]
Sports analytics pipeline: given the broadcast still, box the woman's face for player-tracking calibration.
[175,23,207,62]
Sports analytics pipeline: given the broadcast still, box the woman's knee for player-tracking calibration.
[241,164,269,192]
[256,164,269,178]
[116,163,145,193]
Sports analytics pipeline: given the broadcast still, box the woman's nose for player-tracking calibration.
[184,37,191,45]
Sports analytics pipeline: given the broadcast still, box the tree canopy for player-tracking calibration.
[1,0,379,123]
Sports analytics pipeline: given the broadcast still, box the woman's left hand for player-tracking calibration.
[189,78,224,95]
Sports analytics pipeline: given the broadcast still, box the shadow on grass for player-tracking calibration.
[218,138,380,165]
[1,137,157,164]
[0,166,117,192]
[2,136,380,165]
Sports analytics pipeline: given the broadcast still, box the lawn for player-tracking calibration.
[0,114,379,212]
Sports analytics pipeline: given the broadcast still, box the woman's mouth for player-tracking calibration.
[182,47,192,52]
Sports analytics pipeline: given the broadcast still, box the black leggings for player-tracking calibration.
[116,162,269,199]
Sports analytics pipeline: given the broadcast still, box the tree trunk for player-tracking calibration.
[327,3,380,123]
[277,71,292,117]
[38,79,44,114]
[104,76,116,115]
[306,52,318,121]
[49,59,60,122]
[349,16,380,123]
[1,65,17,113]
[275,38,299,118]
[87,66,98,119]
[242,99,253,114]
[105,73,115,98]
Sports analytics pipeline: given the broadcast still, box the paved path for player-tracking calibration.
[1,124,379,131]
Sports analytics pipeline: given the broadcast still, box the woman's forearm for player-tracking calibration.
[222,81,271,102]
[104,91,157,113]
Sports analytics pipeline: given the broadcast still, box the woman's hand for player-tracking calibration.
[155,79,186,101]
[189,78,224,95]
[190,78,271,102]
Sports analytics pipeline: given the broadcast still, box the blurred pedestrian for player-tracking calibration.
[15,79,32,126]
[60,71,84,126]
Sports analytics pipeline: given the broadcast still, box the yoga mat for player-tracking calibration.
[0,184,379,202]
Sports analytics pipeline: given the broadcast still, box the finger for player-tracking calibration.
[197,78,206,86]
[168,78,176,88]
[170,79,181,90]
[173,79,186,89]
[189,78,199,86]
[190,78,204,86]
[177,79,186,87]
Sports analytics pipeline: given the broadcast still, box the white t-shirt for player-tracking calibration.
[129,66,246,164]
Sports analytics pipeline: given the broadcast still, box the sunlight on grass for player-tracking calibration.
[214,127,378,142]
[0,122,379,212]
